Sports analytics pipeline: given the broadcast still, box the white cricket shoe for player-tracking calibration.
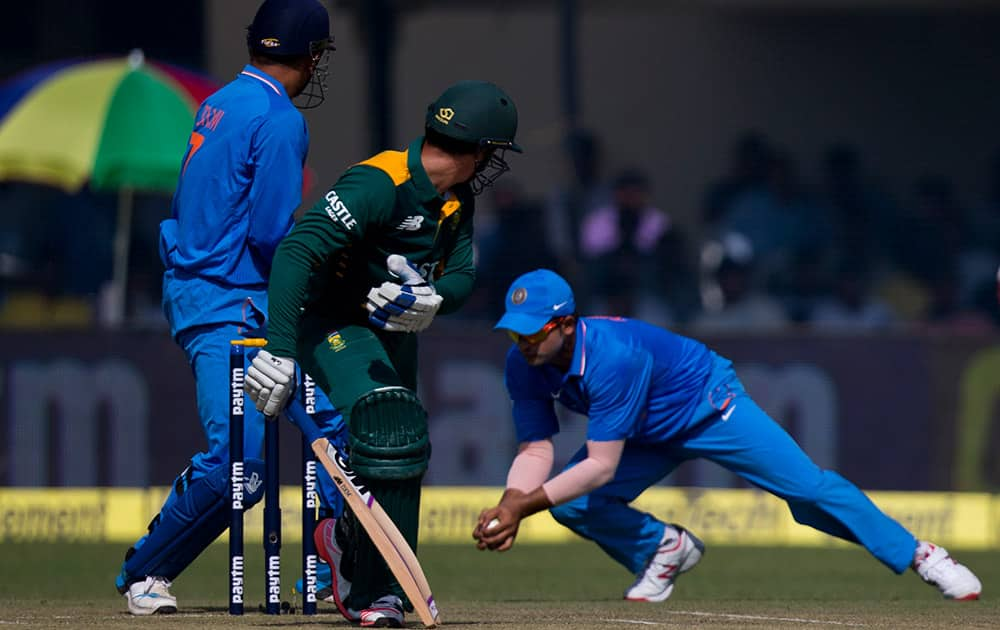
[625,525,705,602]
[125,576,177,615]
[358,594,405,628]
[912,541,981,600]
[315,517,357,621]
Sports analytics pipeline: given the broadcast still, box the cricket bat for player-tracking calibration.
[266,370,439,626]
[313,437,441,627]
[244,338,439,626]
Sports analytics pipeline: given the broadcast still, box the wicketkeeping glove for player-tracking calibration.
[365,255,443,332]
[244,350,298,416]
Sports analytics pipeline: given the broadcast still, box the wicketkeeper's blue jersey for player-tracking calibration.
[159,65,308,336]
[504,316,716,444]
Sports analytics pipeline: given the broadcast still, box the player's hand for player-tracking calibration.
[473,505,520,552]
[365,255,443,332]
[245,350,298,416]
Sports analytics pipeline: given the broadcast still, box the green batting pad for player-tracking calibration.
[348,388,430,480]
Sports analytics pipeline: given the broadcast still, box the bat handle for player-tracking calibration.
[284,398,325,443]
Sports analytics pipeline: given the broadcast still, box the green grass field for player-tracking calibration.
[1,543,997,629]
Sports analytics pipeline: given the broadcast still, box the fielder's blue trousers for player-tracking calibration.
[549,357,917,575]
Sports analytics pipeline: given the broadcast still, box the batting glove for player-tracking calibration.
[245,350,298,416]
[365,255,443,332]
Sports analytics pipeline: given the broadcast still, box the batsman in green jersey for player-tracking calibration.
[243,80,521,626]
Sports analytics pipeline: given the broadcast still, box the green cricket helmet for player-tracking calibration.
[425,80,522,194]
[425,80,522,153]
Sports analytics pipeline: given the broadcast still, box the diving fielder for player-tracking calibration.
[475,269,982,603]
[243,80,522,627]
[114,0,347,615]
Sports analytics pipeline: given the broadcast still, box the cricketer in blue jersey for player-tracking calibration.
[474,269,982,602]
[114,0,348,616]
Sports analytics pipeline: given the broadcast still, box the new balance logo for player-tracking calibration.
[396,216,424,231]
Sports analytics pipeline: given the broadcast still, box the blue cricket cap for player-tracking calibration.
[494,269,576,334]
[247,0,335,58]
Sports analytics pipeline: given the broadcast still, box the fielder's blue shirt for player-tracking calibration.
[159,65,308,336]
[504,317,714,444]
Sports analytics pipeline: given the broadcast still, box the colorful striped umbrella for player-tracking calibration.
[0,49,218,324]
[0,49,216,193]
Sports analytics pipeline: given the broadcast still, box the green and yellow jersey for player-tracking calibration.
[267,137,476,357]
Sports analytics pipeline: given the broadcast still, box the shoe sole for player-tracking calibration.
[127,604,177,615]
[950,592,981,601]
[624,584,675,603]
[125,592,178,616]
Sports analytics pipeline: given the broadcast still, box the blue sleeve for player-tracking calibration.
[246,111,306,264]
[584,344,653,441]
[504,347,560,443]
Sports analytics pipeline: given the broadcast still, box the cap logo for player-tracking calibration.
[260,38,281,48]
[435,107,455,125]
[511,287,527,305]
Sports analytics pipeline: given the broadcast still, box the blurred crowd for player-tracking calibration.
[2,128,1000,333]
[470,130,1000,334]
[0,184,167,329]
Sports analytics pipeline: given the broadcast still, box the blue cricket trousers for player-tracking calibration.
[549,356,917,575]
[175,322,346,511]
